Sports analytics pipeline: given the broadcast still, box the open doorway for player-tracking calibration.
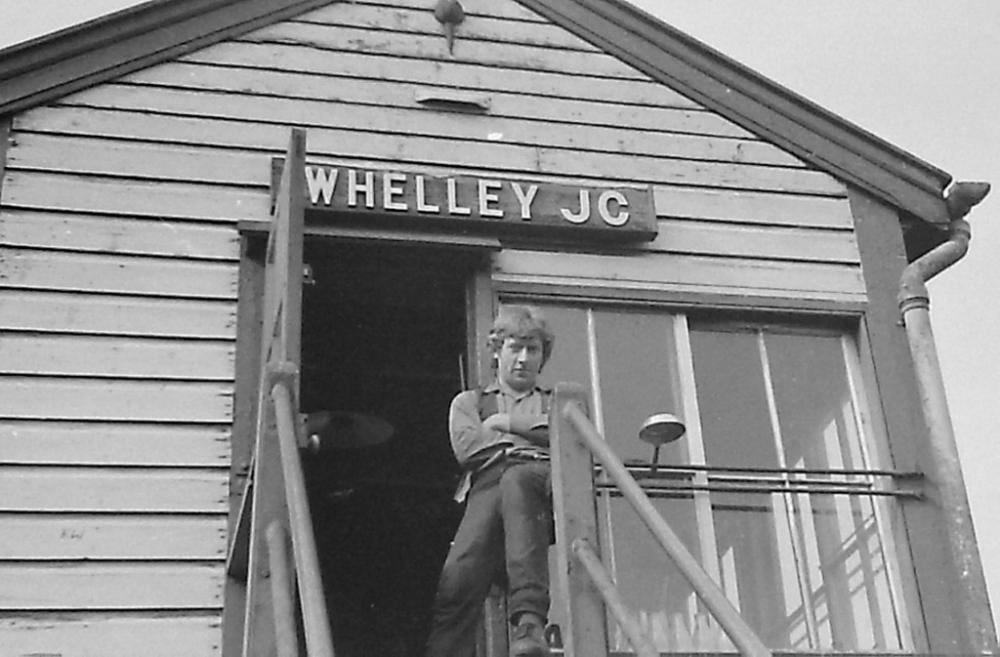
[298,239,481,657]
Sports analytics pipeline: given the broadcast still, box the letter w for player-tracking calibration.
[306,166,338,205]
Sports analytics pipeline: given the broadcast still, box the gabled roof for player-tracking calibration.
[0,0,952,224]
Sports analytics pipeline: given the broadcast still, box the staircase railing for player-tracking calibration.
[549,382,772,657]
[270,364,335,657]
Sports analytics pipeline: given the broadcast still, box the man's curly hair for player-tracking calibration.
[486,305,555,369]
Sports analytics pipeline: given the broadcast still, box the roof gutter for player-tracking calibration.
[897,181,997,654]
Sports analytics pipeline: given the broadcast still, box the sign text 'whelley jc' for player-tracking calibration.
[302,165,657,240]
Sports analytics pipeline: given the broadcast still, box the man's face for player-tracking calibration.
[496,334,544,393]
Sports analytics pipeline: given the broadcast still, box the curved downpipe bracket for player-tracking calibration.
[897,180,996,653]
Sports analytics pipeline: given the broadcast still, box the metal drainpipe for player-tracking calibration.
[897,180,996,654]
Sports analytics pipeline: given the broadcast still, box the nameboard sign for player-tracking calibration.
[294,164,657,241]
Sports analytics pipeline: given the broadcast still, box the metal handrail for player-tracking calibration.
[563,401,772,657]
[572,538,658,657]
[271,374,335,657]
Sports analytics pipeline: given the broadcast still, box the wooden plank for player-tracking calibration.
[6,132,263,185]
[0,466,228,513]
[549,383,608,657]
[0,290,236,338]
[242,23,644,80]
[7,131,838,196]
[115,64,753,136]
[346,0,548,23]
[0,563,224,610]
[0,249,237,299]
[0,515,227,560]
[2,171,268,220]
[23,98,795,167]
[0,421,229,467]
[0,378,233,422]
[495,250,865,296]
[848,188,943,651]
[0,209,240,260]
[0,333,235,380]
[0,614,223,657]
[299,3,599,51]
[651,218,860,264]
[654,186,854,229]
[181,42,699,108]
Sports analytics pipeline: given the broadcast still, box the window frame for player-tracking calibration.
[504,292,920,654]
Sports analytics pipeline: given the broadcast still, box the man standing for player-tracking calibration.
[426,305,555,657]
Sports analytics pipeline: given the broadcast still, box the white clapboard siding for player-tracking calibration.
[1,615,222,657]
[653,186,855,229]
[0,421,229,467]
[0,334,235,380]
[0,249,238,299]
[8,131,838,196]
[2,171,268,220]
[0,515,227,560]
[495,250,865,300]
[651,219,859,264]
[23,98,798,166]
[0,563,224,609]
[0,378,233,422]
[0,291,236,339]
[242,23,644,80]
[299,3,599,51]
[182,43,698,108]
[0,208,240,259]
[116,64,755,137]
[0,467,228,513]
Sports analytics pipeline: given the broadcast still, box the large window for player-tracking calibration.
[535,303,912,653]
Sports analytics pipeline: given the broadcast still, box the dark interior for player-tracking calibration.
[299,240,475,657]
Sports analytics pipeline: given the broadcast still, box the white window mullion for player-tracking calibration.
[841,333,912,650]
[586,307,624,650]
[758,331,821,648]
[673,315,722,581]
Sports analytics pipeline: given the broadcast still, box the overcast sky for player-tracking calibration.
[2,0,998,630]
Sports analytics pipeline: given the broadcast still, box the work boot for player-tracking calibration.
[510,616,549,657]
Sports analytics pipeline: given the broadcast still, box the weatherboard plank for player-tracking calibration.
[652,218,860,264]
[0,615,222,657]
[0,421,229,467]
[298,3,599,51]
[0,466,228,513]
[0,563,224,609]
[0,208,239,259]
[0,249,237,299]
[0,378,233,422]
[2,171,267,220]
[495,250,864,296]
[0,515,227,560]
[0,291,236,338]
[0,333,235,380]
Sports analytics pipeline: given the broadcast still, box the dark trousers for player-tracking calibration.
[425,459,552,657]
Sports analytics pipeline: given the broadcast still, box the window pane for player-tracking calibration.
[533,304,591,393]
[599,494,706,653]
[690,329,778,468]
[691,324,905,652]
[593,309,682,464]
[710,489,902,651]
[766,333,863,472]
